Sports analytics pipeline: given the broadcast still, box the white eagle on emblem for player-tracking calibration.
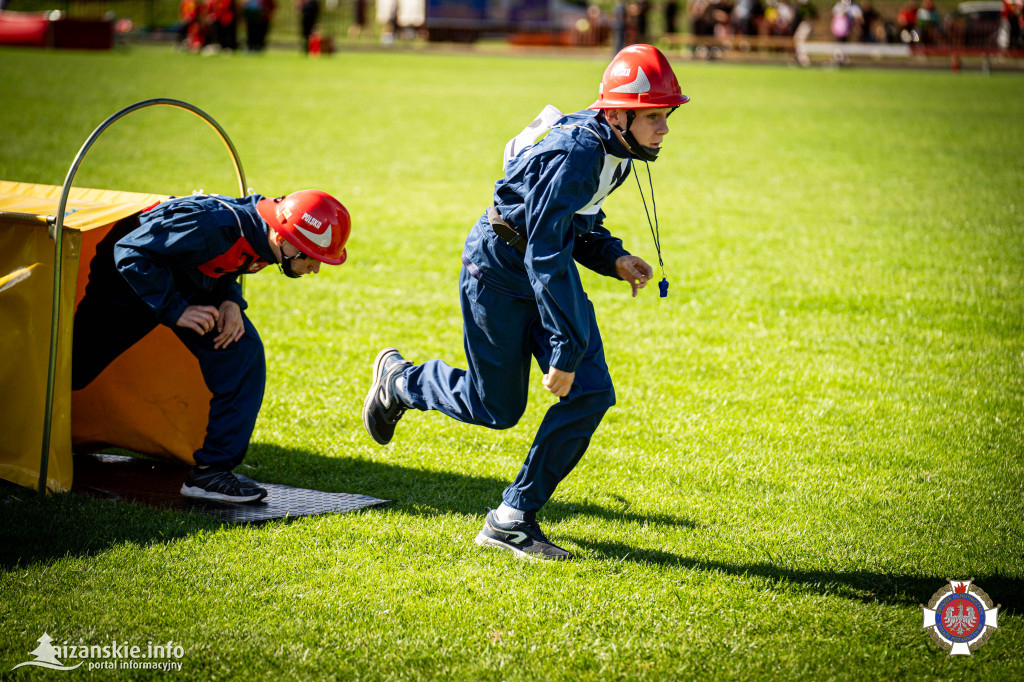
[943,603,978,636]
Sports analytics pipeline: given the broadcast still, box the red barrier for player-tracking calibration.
[0,11,50,47]
[0,11,114,50]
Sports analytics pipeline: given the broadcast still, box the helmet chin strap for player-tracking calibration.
[618,110,660,162]
[276,240,305,279]
[614,107,680,162]
[278,252,303,279]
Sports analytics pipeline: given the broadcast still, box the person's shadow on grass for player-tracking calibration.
[3,443,1019,614]
[0,442,694,569]
[239,443,697,529]
[566,538,1022,613]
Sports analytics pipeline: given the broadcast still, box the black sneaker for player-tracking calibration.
[474,510,573,561]
[363,347,412,445]
[180,467,267,504]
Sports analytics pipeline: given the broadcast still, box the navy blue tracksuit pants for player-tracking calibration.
[398,266,616,513]
[71,219,266,469]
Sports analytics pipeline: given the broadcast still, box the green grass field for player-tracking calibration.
[1,45,1022,679]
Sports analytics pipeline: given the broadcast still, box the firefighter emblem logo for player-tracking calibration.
[921,579,1000,655]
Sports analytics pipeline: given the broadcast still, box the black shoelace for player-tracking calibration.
[198,470,242,492]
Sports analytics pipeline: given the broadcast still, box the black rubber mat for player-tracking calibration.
[73,453,390,524]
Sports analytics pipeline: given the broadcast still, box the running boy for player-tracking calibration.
[363,45,689,559]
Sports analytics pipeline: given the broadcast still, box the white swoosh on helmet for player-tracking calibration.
[610,66,651,94]
[295,224,332,248]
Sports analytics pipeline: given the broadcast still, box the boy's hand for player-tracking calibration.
[615,255,654,297]
[213,301,245,349]
[176,305,220,335]
[543,367,575,397]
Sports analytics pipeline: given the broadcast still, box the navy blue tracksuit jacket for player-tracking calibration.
[398,110,636,512]
[72,195,277,469]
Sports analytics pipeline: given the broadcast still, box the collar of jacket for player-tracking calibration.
[239,194,282,265]
[574,109,634,160]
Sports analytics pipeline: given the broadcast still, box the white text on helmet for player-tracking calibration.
[611,64,632,78]
[302,213,323,230]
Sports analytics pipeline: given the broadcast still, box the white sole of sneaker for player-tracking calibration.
[180,484,265,504]
[474,532,537,560]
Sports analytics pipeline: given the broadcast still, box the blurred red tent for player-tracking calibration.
[0,10,114,49]
[0,10,49,46]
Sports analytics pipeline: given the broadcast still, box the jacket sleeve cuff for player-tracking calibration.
[550,347,584,374]
[608,246,630,278]
[159,300,188,329]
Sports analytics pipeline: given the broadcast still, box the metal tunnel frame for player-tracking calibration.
[39,98,248,493]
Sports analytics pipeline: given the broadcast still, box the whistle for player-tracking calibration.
[659,278,669,298]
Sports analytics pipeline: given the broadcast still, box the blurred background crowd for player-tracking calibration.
[684,0,1023,45]
[2,0,1021,54]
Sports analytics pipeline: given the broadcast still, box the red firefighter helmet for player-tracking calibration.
[257,190,350,265]
[589,44,690,110]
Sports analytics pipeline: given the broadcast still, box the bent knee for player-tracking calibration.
[488,408,525,430]
[578,384,616,413]
[483,401,526,430]
[595,386,616,411]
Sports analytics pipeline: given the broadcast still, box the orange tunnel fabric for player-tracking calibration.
[0,182,210,492]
